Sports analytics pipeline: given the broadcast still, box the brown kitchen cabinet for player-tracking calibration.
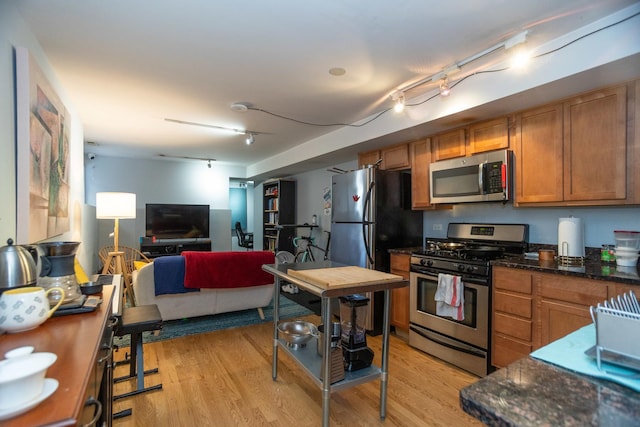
[410,138,432,209]
[390,252,411,333]
[535,273,609,347]
[358,143,410,170]
[513,103,564,203]
[515,82,639,206]
[467,117,510,154]
[492,266,534,368]
[433,127,466,161]
[358,149,381,168]
[491,266,633,369]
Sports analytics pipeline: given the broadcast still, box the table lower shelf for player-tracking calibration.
[277,338,381,392]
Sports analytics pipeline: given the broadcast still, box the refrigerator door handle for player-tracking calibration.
[363,181,375,266]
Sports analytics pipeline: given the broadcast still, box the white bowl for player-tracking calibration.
[616,253,640,267]
[614,247,640,255]
[0,350,56,410]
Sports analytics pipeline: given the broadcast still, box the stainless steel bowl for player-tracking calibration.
[278,320,318,349]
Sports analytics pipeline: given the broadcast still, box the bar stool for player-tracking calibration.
[113,304,163,419]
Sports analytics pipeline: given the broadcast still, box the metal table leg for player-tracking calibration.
[272,277,280,380]
[380,289,391,419]
[321,297,332,427]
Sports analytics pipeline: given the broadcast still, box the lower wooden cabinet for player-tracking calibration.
[491,266,636,369]
[390,253,410,333]
[492,267,533,368]
[535,273,608,347]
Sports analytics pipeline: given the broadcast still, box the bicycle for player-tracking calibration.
[277,226,331,294]
[293,229,331,263]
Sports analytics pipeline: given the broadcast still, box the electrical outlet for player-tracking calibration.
[433,223,443,231]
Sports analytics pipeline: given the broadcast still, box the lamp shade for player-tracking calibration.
[96,192,137,219]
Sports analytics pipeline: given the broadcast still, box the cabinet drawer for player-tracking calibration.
[494,312,532,341]
[493,267,532,294]
[537,274,608,306]
[494,291,532,318]
[492,334,532,368]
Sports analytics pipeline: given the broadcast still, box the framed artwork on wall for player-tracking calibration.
[16,47,71,243]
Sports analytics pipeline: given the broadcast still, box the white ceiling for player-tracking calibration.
[16,0,639,179]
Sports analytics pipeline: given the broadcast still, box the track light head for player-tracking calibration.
[439,78,451,97]
[246,133,255,145]
[392,92,405,113]
[207,160,212,168]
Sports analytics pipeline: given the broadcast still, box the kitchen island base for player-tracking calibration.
[264,261,406,426]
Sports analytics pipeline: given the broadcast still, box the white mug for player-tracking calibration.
[0,286,65,333]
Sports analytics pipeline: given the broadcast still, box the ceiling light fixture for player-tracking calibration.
[246,133,255,145]
[439,78,451,97]
[230,102,249,112]
[391,92,406,113]
[207,160,212,168]
[394,30,528,96]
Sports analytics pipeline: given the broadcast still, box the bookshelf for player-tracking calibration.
[263,179,296,253]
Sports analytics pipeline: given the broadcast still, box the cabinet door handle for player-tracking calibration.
[82,396,103,427]
[98,347,113,365]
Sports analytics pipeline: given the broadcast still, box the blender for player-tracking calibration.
[339,295,374,372]
[37,241,82,304]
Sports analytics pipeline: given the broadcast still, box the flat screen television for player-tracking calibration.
[145,204,210,239]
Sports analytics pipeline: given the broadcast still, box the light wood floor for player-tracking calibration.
[112,314,484,426]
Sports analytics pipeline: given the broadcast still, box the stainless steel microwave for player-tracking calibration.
[429,149,512,204]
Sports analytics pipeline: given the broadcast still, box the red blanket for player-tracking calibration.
[182,251,275,289]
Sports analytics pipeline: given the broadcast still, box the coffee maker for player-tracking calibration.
[339,295,374,371]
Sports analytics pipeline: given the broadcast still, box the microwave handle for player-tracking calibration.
[478,164,485,194]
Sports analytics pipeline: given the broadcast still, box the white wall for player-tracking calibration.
[85,155,246,264]
[0,3,87,267]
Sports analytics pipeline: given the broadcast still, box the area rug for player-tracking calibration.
[115,294,313,346]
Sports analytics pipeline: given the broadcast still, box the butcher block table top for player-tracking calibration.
[263,261,407,297]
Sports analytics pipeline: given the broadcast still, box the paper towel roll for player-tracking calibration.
[558,217,585,258]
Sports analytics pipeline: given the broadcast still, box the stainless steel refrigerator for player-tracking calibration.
[330,167,423,334]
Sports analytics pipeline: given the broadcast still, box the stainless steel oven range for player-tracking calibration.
[409,223,528,377]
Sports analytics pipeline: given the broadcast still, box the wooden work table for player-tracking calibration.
[263,261,406,427]
[0,284,116,426]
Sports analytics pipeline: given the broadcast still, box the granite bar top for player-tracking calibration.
[460,357,640,426]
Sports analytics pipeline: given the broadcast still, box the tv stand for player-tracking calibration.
[140,239,211,258]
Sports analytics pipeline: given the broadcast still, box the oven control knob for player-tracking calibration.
[419,259,426,266]
[457,264,465,272]
[466,266,475,273]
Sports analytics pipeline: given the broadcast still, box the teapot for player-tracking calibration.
[0,239,39,293]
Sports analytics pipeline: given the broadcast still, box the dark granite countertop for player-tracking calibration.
[460,357,640,426]
[493,255,640,286]
[388,247,421,255]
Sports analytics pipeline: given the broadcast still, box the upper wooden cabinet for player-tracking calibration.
[410,138,431,209]
[358,150,381,168]
[563,85,627,202]
[433,117,510,161]
[358,143,410,170]
[515,83,638,206]
[514,103,564,203]
[433,127,466,161]
[468,117,510,154]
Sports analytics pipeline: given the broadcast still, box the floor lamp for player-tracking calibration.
[97,192,137,305]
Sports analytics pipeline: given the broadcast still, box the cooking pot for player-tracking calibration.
[0,239,38,292]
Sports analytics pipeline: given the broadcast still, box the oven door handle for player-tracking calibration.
[409,325,486,358]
